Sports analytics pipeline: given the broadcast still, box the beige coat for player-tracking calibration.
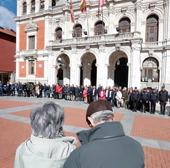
[14,135,76,168]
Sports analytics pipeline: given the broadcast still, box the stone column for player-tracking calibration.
[130,39,142,88]
[69,48,80,86]
[15,58,19,82]
[97,63,108,88]
[45,0,52,10]
[162,49,170,90]
[43,57,48,83]
[165,0,170,42]
[96,45,108,87]
[35,0,40,13]
[27,0,31,15]
[70,63,80,86]
[47,54,56,85]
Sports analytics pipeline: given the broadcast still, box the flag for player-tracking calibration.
[70,0,74,22]
[80,0,86,13]
[99,0,105,8]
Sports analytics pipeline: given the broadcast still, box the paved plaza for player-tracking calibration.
[0,96,170,168]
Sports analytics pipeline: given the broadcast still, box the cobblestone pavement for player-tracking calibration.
[0,96,170,168]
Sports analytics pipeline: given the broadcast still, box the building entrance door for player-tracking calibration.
[114,57,128,87]
[57,68,63,85]
[91,60,97,86]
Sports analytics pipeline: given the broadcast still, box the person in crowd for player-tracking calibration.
[83,86,88,103]
[87,85,93,103]
[122,87,128,108]
[159,86,168,115]
[64,100,144,168]
[14,101,76,168]
[35,83,40,98]
[106,86,113,104]
[75,85,80,101]
[92,85,97,102]
[57,84,63,99]
[115,87,123,107]
[43,83,48,97]
[70,84,75,101]
[55,83,60,99]
[150,88,158,114]
[17,82,23,96]
[98,86,106,100]
[127,87,133,109]
[0,81,3,96]
[130,87,140,112]
[11,82,16,96]
[140,88,150,113]
[111,87,117,107]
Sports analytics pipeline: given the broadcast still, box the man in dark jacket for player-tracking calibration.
[140,88,150,113]
[159,86,168,115]
[130,87,140,112]
[64,100,144,168]
[150,88,158,114]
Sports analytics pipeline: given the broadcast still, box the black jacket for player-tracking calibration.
[159,90,168,102]
[64,122,144,168]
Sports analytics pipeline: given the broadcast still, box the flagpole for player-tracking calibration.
[86,4,89,37]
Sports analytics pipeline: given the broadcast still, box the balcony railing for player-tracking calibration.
[142,41,163,48]
[50,32,139,48]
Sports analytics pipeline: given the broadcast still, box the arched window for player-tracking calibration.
[22,1,27,14]
[141,57,159,82]
[55,27,62,40]
[31,0,35,12]
[146,14,159,42]
[40,0,45,10]
[72,24,82,37]
[119,17,131,33]
[94,20,105,35]
[52,0,56,7]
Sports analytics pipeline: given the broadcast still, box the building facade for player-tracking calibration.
[0,27,16,83]
[16,0,170,90]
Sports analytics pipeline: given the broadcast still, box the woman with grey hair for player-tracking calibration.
[14,101,76,168]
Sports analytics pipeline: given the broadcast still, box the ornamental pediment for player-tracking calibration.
[25,19,38,32]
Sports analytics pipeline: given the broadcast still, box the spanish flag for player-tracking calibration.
[80,0,86,13]
[99,0,105,8]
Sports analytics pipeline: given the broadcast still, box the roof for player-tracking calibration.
[0,27,16,37]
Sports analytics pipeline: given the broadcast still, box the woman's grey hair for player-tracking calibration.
[30,101,64,139]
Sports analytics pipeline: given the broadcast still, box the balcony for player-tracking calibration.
[21,49,38,57]
[142,41,163,50]
[49,32,141,49]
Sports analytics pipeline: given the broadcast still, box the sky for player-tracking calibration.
[0,0,16,30]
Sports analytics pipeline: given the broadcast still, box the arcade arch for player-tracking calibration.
[108,51,128,87]
[56,54,70,85]
[80,53,97,86]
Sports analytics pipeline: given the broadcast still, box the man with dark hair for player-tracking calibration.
[150,88,158,114]
[64,100,144,168]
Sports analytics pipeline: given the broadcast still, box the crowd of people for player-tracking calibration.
[0,81,170,115]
